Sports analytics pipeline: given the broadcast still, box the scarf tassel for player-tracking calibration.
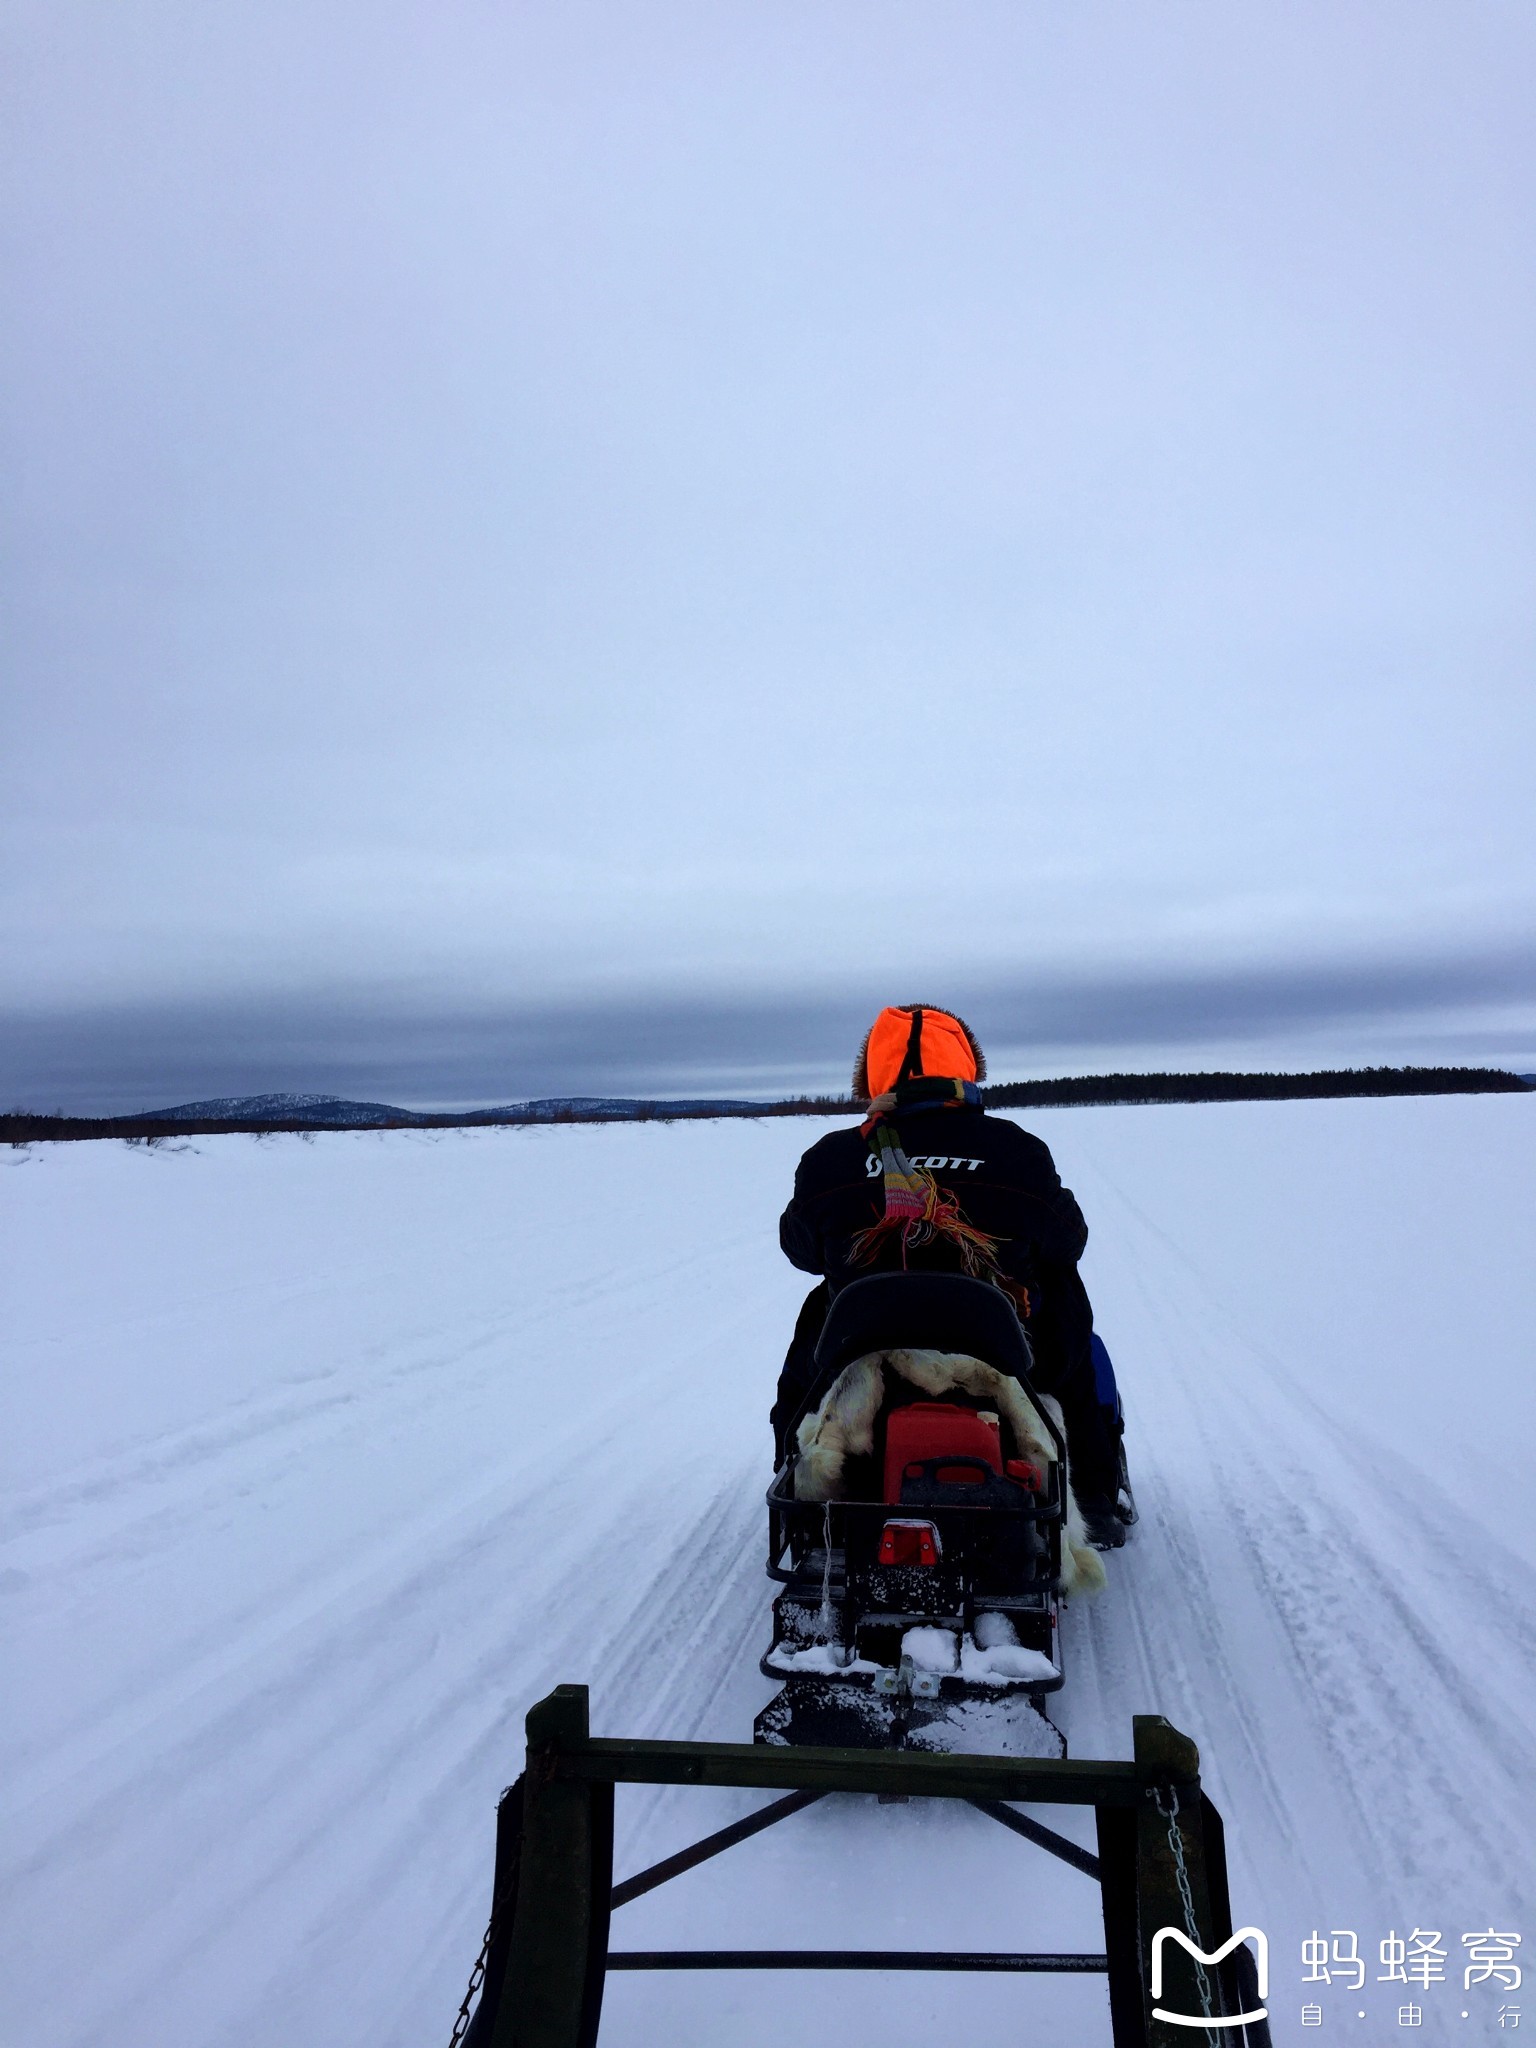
[850,1156,1004,1278]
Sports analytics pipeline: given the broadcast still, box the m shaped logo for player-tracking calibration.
[1150,1926,1269,2029]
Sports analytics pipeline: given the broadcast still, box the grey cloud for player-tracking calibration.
[5,940,1533,1116]
[2,1,1532,1043]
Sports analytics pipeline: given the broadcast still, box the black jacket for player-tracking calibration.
[779,1105,1088,1294]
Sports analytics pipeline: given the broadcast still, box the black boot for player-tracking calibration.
[1078,1495,1129,1549]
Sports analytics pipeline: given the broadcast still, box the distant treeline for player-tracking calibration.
[2,1065,1529,1144]
[982,1065,1532,1109]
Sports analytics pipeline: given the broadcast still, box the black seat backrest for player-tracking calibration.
[812,1272,1033,1383]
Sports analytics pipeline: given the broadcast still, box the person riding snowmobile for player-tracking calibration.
[774,1002,1130,1549]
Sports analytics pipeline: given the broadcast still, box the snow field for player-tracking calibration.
[3,1095,1533,2047]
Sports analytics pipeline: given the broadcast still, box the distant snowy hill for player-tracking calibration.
[149,1092,417,1126]
[144,1091,768,1125]
[8,1072,1517,1140]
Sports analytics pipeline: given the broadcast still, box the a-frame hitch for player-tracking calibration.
[454,1685,1271,2048]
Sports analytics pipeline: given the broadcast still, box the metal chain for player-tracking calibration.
[446,1910,495,2048]
[448,1859,521,2048]
[1152,1783,1216,2033]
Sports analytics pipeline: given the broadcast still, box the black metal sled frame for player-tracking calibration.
[759,1441,1070,1746]
[759,1273,1078,1748]
[764,1451,1067,1587]
[458,1684,1273,2048]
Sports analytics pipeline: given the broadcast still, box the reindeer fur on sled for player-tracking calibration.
[793,1347,1107,1596]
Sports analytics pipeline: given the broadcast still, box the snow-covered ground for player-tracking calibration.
[4,1097,1533,2048]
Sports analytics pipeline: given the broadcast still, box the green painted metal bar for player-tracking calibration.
[554,1735,1154,1806]
[1096,1804,1149,2048]
[495,1688,613,2048]
[1132,1716,1222,2048]
[610,1789,823,1910]
[607,1949,1111,1973]
[968,1797,1104,1879]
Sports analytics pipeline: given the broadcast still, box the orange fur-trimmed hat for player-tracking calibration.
[853,1004,986,1100]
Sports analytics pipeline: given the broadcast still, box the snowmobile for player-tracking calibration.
[757,1271,1107,1758]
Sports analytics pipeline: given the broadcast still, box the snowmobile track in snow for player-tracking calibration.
[4,1102,1533,2048]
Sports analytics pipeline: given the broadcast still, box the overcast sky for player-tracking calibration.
[3,0,1533,1109]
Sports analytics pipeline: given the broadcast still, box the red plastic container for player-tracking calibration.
[882,1402,1002,1505]
[1005,1457,1044,1493]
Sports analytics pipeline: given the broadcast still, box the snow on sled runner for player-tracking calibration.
[757,1272,1109,1758]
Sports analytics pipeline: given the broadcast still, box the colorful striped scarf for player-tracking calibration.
[849,1076,1004,1277]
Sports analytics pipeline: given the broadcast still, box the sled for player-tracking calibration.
[758,1271,1079,1755]
[449,1684,1272,2048]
